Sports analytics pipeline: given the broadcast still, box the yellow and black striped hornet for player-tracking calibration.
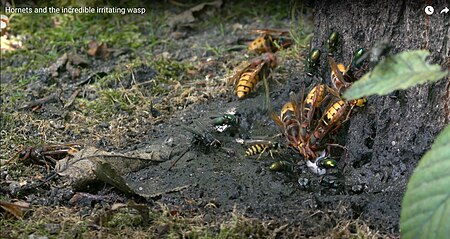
[273,83,358,161]
[244,139,282,160]
[329,57,356,93]
[329,48,369,94]
[301,84,339,131]
[248,29,292,54]
[328,56,367,110]
[298,83,340,140]
[272,87,329,160]
[320,99,352,134]
[229,53,277,99]
[272,96,302,149]
[314,96,367,141]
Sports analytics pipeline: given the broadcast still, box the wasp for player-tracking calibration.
[229,53,277,99]
[305,48,321,76]
[316,95,366,140]
[181,124,222,150]
[273,88,328,160]
[326,31,339,55]
[329,57,356,93]
[301,84,336,127]
[248,29,292,54]
[329,47,370,93]
[244,140,281,160]
[168,122,222,171]
[14,143,83,166]
[299,83,340,138]
[319,98,362,135]
[273,99,301,149]
[321,99,350,127]
[329,56,368,107]
[275,83,354,161]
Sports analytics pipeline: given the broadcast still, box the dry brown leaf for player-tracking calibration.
[0,200,30,219]
[87,40,98,56]
[48,53,68,78]
[55,146,166,190]
[168,0,223,29]
[87,40,110,59]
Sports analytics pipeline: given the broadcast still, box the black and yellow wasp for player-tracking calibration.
[243,139,282,160]
[272,84,337,160]
[329,48,368,93]
[247,29,292,54]
[229,53,277,99]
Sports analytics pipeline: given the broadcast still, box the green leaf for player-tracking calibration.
[343,50,448,100]
[400,124,450,239]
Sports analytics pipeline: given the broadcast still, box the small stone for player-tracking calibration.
[45,223,61,235]
[298,177,310,188]
[28,234,48,239]
[351,184,365,194]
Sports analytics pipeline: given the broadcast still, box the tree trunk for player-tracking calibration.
[312,0,449,233]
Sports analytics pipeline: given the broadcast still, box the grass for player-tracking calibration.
[1,202,386,238]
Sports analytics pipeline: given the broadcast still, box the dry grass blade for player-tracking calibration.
[0,200,30,219]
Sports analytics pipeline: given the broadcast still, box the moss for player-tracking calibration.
[106,210,143,228]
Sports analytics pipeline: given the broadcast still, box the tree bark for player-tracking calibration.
[312,0,449,233]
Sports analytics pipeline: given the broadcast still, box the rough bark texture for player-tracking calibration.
[312,0,449,232]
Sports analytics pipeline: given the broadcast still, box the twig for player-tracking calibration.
[19,92,60,110]
[63,88,81,108]
[167,146,191,171]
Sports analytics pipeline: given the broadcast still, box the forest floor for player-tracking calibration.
[1,1,397,238]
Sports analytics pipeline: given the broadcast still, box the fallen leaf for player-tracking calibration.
[65,61,80,80]
[170,31,187,40]
[97,43,110,59]
[55,146,166,191]
[87,40,110,59]
[48,53,68,78]
[0,200,30,219]
[87,40,99,56]
[168,0,223,29]
[68,53,89,67]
